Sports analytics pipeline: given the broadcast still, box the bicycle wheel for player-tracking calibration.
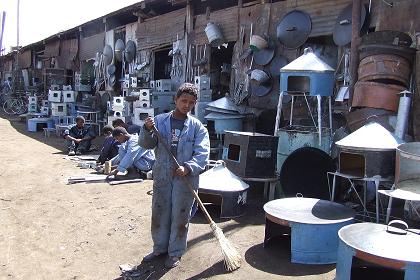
[3,99,16,115]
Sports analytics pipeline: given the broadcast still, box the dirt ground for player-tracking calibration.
[0,115,336,280]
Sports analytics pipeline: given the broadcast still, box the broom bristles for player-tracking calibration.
[210,222,241,272]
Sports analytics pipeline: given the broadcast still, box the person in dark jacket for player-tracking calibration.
[96,125,119,165]
[64,116,96,156]
[112,118,141,135]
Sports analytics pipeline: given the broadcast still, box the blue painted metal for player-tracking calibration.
[280,71,334,96]
[193,101,210,124]
[336,238,355,280]
[276,125,331,174]
[290,220,353,264]
[66,103,77,116]
[213,118,243,134]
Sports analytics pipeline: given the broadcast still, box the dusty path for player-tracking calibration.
[0,115,335,280]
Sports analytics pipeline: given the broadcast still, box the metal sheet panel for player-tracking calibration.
[193,6,239,45]
[79,33,105,61]
[57,39,78,70]
[136,9,185,49]
[18,49,31,68]
[286,0,352,37]
[44,39,60,57]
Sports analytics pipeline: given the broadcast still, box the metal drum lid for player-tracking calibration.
[333,3,367,46]
[250,69,272,97]
[103,44,113,65]
[361,30,413,47]
[125,40,137,63]
[107,64,116,76]
[339,222,420,263]
[114,39,125,62]
[253,39,276,66]
[276,10,312,49]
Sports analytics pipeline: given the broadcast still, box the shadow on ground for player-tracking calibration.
[245,236,335,276]
[2,113,103,154]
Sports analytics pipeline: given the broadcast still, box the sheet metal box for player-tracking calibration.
[156,79,172,92]
[48,90,62,102]
[222,131,279,178]
[51,103,68,117]
[195,75,211,90]
[133,107,157,126]
[63,90,76,103]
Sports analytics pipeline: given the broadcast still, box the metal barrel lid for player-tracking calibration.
[103,44,113,66]
[264,197,355,225]
[114,39,125,62]
[333,3,367,46]
[276,10,312,49]
[125,40,137,63]
[339,222,420,263]
[253,39,276,66]
[269,55,288,77]
[361,30,413,47]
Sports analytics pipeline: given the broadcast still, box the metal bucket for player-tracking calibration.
[358,54,411,86]
[205,22,224,47]
[276,125,331,173]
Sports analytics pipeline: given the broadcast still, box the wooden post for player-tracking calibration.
[348,0,362,105]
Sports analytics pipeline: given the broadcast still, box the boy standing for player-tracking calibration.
[139,83,210,268]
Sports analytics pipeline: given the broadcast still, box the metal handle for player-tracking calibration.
[286,26,297,32]
[296,193,303,198]
[339,19,351,25]
[386,220,408,235]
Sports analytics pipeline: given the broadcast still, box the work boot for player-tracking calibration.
[68,150,75,156]
[142,252,166,262]
[164,256,180,269]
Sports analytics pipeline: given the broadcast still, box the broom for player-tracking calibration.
[152,125,241,272]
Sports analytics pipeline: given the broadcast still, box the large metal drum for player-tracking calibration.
[264,197,355,264]
[336,222,420,280]
[358,54,411,87]
[276,125,331,173]
[352,81,406,112]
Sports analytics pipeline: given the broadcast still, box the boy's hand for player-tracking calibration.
[144,117,155,131]
[175,166,189,177]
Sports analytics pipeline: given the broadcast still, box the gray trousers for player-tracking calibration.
[67,139,91,152]
[151,177,195,258]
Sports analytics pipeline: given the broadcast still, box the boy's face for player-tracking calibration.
[174,93,197,115]
[114,134,127,143]
[76,119,85,128]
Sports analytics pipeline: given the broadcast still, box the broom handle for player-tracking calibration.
[152,125,215,225]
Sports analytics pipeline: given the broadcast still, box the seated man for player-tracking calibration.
[112,118,141,135]
[64,116,96,156]
[107,127,155,178]
[96,125,119,165]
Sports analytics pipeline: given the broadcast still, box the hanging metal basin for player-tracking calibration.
[205,22,224,47]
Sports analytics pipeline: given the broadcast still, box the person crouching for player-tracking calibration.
[107,127,155,179]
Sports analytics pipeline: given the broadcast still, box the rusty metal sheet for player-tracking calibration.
[18,49,31,68]
[361,30,413,47]
[286,0,353,37]
[79,33,105,61]
[57,38,78,70]
[44,39,60,57]
[136,9,185,49]
[358,54,411,87]
[193,7,238,45]
[377,0,420,32]
[352,81,406,112]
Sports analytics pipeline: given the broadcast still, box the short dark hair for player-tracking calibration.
[102,125,114,134]
[112,118,126,128]
[75,116,85,123]
[112,126,128,137]
[176,83,198,99]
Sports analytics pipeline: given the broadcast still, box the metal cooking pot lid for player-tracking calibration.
[276,10,312,49]
[107,64,116,76]
[114,39,125,62]
[250,78,273,97]
[269,55,288,77]
[333,3,367,46]
[125,40,137,63]
[253,39,276,66]
[103,44,113,65]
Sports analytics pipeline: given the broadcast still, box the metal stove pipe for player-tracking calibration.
[395,90,411,139]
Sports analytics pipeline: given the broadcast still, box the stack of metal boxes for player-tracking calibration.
[193,75,212,123]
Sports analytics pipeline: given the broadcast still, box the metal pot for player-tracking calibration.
[358,54,411,86]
